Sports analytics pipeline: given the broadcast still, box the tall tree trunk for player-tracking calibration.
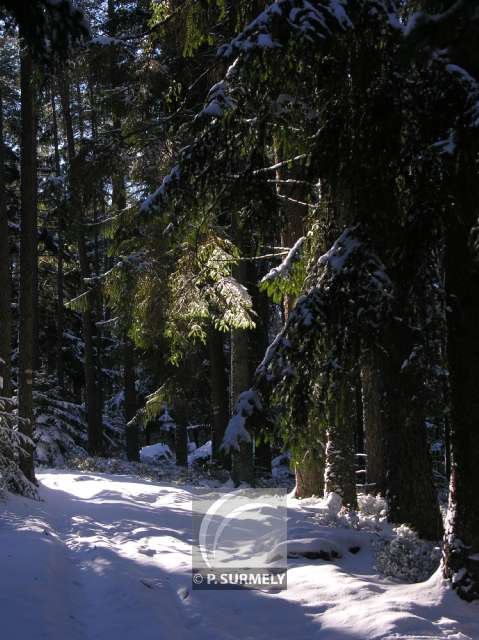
[208,326,230,468]
[60,75,103,455]
[249,266,271,473]
[0,88,12,398]
[366,318,442,539]
[324,373,358,508]
[50,87,64,389]
[124,339,139,462]
[275,150,324,496]
[18,44,37,483]
[442,145,479,599]
[229,230,254,484]
[230,322,254,485]
[361,348,387,494]
[175,422,188,467]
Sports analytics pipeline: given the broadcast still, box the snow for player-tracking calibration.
[140,165,181,214]
[198,80,235,119]
[1,470,478,640]
[318,227,362,273]
[221,390,261,452]
[261,236,305,285]
[139,442,173,463]
[90,35,122,46]
[188,440,211,465]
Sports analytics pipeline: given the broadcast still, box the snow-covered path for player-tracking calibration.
[0,470,478,640]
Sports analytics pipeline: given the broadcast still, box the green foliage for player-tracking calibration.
[164,234,255,363]
[259,234,311,304]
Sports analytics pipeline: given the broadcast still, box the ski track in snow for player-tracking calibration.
[0,470,478,640]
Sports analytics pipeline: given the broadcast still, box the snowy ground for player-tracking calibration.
[0,470,478,640]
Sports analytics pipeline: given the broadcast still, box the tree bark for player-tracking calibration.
[175,422,188,467]
[294,445,324,498]
[249,264,272,473]
[442,148,479,599]
[18,44,37,483]
[361,348,387,495]
[60,74,103,455]
[0,88,12,398]
[124,339,139,462]
[324,376,358,508]
[50,86,64,389]
[208,326,230,468]
[368,319,443,539]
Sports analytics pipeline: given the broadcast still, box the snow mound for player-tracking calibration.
[140,442,173,463]
[268,537,343,562]
[188,440,211,465]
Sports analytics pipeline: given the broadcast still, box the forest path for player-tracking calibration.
[0,470,477,640]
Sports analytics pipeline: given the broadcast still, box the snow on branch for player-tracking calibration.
[317,227,362,273]
[445,64,479,128]
[197,80,236,119]
[218,0,355,59]
[261,237,305,285]
[221,390,262,453]
[140,164,181,215]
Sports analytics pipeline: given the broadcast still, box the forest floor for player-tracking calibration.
[0,469,478,640]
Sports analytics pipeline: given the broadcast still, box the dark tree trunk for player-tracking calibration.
[60,75,103,455]
[18,45,37,483]
[361,348,387,495]
[249,270,271,473]
[175,422,188,467]
[324,374,358,508]
[368,320,443,540]
[50,87,64,389]
[442,149,479,599]
[124,339,139,462]
[0,88,12,398]
[208,326,230,468]
[229,222,254,485]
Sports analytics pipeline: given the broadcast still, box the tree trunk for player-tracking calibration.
[124,339,139,462]
[230,323,254,485]
[369,320,443,539]
[208,326,230,468]
[294,445,324,498]
[60,74,103,455]
[175,422,188,467]
[50,87,64,389]
[442,150,479,599]
[324,374,358,508]
[0,88,12,398]
[249,265,272,473]
[275,151,323,495]
[18,44,37,483]
[361,348,387,495]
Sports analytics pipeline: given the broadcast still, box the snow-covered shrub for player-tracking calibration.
[33,376,126,467]
[0,397,38,499]
[34,387,88,466]
[271,452,294,482]
[312,492,359,528]
[357,493,388,529]
[188,439,211,468]
[67,455,163,479]
[374,524,441,582]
